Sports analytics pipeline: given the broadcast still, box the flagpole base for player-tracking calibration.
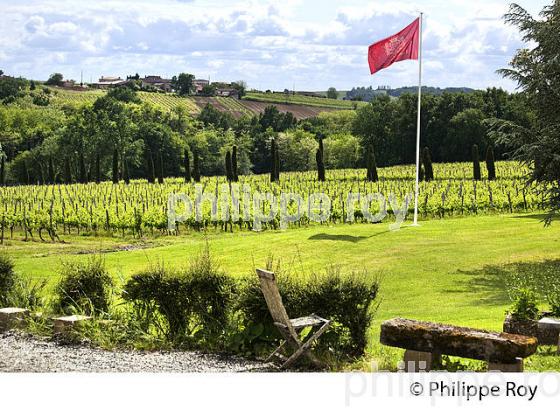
[410,222,421,227]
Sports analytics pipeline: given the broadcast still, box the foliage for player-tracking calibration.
[275,130,317,172]
[0,253,15,306]
[486,146,496,181]
[107,86,141,103]
[491,2,560,223]
[472,144,481,181]
[422,147,434,181]
[323,133,360,169]
[0,76,28,102]
[172,73,195,96]
[508,288,539,321]
[504,259,560,318]
[55,256,113,315]
[234,265,380,358]
[326,87,338,99]
[122,246,235,346]
[5,275,46,310]
[45,73,64,86]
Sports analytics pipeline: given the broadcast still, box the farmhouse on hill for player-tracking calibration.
[193,79,210,93]
[91,76,127,89]
[215,88,239,98]
[141,75,172,92]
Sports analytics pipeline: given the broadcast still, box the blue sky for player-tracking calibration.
[0,0,551,91]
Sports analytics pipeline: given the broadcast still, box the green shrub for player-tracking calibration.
[546,283,560,317]
[55,257,113,315]
[508,288,539,320]
[0,254,16,306]
[235,266,380,358]
[123,247,235,346]
[6,276,46,310]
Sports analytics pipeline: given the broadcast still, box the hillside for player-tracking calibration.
[242,91,365,109]
[47,87,341,119]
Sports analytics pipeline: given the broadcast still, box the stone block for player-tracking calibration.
[488,358,524,372]
[537,317,560,346]
[402,349,441,372]
[0,307,30,331]
[53,315,92,335]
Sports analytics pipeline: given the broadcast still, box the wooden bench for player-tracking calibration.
[380,318,538,372]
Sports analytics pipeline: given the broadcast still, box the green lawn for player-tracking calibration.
[1,213,559,370]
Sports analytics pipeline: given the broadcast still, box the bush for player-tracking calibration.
[6,276,46,310]
[55,257,113,315]
[0,254,16,306]
[546,284,560,317]
[508,288,539,320]
[235,266,379,358]
[123,247,235,346]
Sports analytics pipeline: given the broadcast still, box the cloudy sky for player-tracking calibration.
[0,0,550,91]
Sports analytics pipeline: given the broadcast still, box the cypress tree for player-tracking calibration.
[157,151,164,184]
[422,146,434,181]
[48,157,55,184]
[419,164,425,182]
[79,151,87,183]
[64,157,72,184]
[472,144,481,181]
[22,162,29,184]
[0,154,6,186]
[123,159,130,184]
[270,138,277,182]
[184,149,191,182]
[193,151,201,182]
[274,144,280,181]
[95,154,101,184]
[225,151,233,182]
[486,145,496,181]
[112,149,119,184]
[146,153,155,183]
[316,136,325,182]
[366,145,378,182]
[232,145,238,182]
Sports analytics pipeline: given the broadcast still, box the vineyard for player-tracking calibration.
[243,91,367,109]
[47,88,340,119]
[0,161,545,242]
[49,88,200,114]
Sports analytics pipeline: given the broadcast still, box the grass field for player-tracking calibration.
[243,91,366,109]
[2,213,559,370]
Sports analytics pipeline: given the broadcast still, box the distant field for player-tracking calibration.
[193,96,338,119]
[46,87,342,119]
[243,91,366,109]
[48,88,200,114]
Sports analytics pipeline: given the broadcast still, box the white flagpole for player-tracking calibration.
[412,12,423,226]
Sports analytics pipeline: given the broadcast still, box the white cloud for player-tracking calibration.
[0,0,551,90]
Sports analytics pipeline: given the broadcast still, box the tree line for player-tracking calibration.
[0,72,533,186]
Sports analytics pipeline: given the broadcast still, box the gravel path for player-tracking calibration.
[0,331,275,372]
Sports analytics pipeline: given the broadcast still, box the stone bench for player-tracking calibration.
[0,308,30,331]
[380,318,538,372]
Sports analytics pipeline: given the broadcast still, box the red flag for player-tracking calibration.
[368,18,420,74]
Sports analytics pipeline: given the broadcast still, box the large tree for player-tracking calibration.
[489,2,560,223]
[172,73,195,96]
